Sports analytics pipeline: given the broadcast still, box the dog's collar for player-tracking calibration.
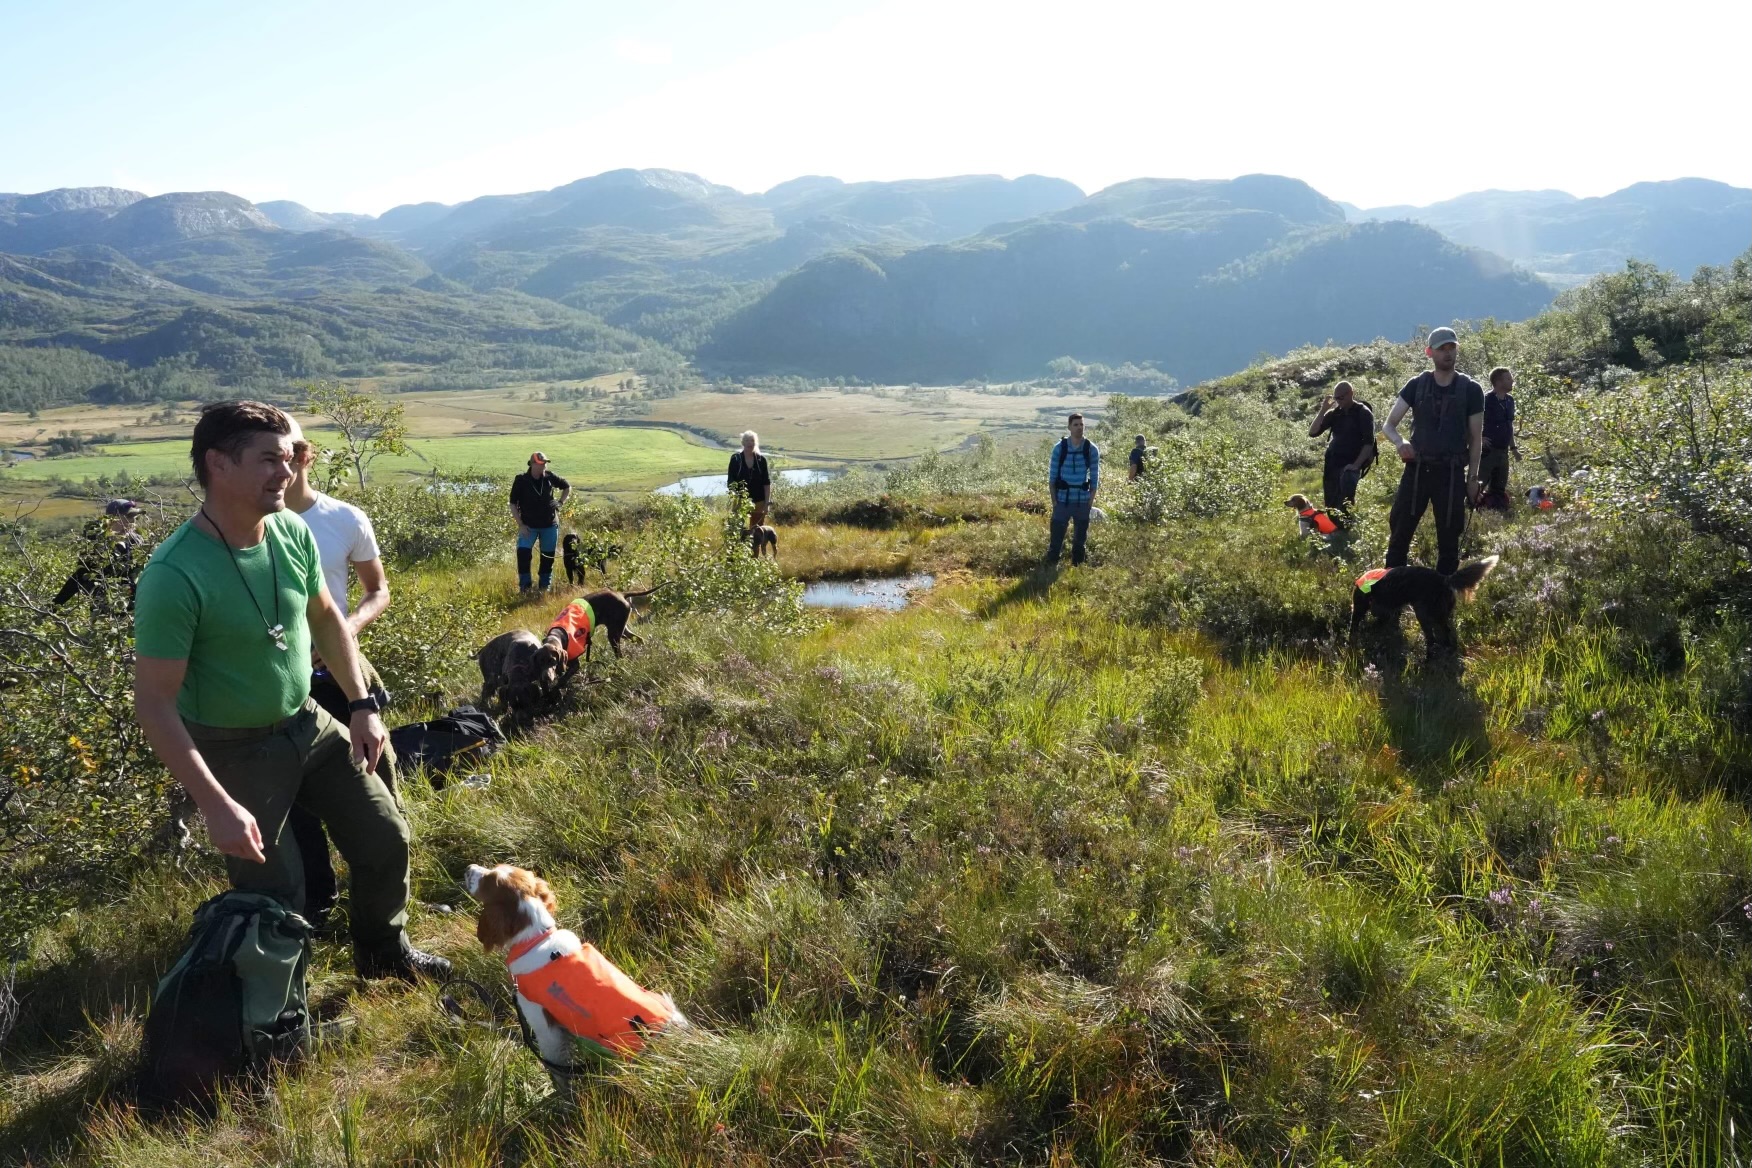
[1356,568,1389,593]
[506,927,558,966]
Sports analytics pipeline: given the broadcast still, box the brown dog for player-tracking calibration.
[749,525,778,559]
[530,585,667,682]
[477,629,557,713]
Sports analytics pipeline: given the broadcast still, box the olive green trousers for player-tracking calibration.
[184,700,410,954]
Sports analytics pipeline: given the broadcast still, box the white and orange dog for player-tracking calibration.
[463,864,687,1070]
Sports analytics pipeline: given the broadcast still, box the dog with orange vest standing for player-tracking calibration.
[1285,493,1342,537]
[1350,556,1499,659]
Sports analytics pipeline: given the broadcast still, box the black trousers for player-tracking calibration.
[1322,452,1362,509]
[1386,459,1469,576]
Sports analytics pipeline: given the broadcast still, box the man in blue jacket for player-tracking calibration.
[1046,413,1100,567]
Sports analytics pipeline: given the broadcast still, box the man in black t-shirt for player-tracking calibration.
[1127,435,1148,481]
[1379,328,1485,576]
[1479,367,1520,510]
[508,452,571,592]
[1308,381,1376,508]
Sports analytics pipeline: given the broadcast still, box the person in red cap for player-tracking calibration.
[508,452,570,592]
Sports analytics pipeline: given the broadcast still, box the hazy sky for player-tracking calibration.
[4,0,1747,215]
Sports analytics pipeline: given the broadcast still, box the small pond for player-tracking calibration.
[802,574,936,612]
[4,450,36,461]
[656,468,837,497]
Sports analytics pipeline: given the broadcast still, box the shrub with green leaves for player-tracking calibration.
[0,522,172,958]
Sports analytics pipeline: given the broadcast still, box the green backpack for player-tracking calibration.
[140,890,312,1108]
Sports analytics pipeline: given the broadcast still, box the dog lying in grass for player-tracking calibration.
[1286,493,1341,536]
[749,524,778,559]
[476,629,557,714]
[1351,556,1499,658]
[463,863,687,1071]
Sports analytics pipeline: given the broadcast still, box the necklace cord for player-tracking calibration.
[200,507,283,644]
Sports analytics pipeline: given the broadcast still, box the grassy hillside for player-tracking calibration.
[4,260,1752,1165]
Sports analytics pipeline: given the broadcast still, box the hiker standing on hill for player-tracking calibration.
[509,452,570,593]
[1128,434,1149,482]
[1380,328,1485,576]
[1046,412,1100,567]
[1308,381,1377,509]
[282,418,396,933]
[132,401,448,982]
[53,498,146,609]
[1479,367,1520,510]
[727,430,772,527]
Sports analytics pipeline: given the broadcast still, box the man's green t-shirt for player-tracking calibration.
[135,510,325,727]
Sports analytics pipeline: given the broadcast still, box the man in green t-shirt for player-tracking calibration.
[133,401,449,982]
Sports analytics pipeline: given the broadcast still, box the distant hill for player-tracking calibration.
[3,169,1742,407]
[1346,179,1751,284]
[701,177,1554,383]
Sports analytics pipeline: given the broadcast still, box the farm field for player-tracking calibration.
[0,424,726,493]
[634,385,1108,460]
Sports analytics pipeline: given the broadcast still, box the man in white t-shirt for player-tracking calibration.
[283,419,396,930]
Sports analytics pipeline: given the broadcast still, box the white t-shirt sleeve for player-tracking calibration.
[350,510,382,566]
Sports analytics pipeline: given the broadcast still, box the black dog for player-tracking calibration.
[561,534,587,587]
[750,525,778,559]
[1351,556,1498,658]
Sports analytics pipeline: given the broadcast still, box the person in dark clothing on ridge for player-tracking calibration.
[1380,328,1485,577]
[53,498,146,609]
[1308,381,1377,509]
[1479,367,1520,511]
[1128,434,1148,481]
[727,430,772,527]
[1046,412,1100,567]
[508,452,570,593]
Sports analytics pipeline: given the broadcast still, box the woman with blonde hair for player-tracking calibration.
[726,430,772,526]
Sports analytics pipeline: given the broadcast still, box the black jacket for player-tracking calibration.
[727,451,771,500]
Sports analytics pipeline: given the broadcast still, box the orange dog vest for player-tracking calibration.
[1299,507,1339,535]
[1356,568,1389,593]
[546,597,596,662]
[506,927,675,1055]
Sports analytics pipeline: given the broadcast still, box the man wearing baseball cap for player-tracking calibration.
[1379,327,1485,577]
[508,452,570,592]
[53,498,147,608]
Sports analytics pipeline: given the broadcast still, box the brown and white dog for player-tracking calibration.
[463,864,687,1070]
[1286,493,1342,537]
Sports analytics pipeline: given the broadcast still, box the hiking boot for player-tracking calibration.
[355,944,453,983]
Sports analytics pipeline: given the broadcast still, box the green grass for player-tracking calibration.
[0,425,724,491]
[5,488,1751,1166]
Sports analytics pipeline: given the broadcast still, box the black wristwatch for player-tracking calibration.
[347,694,382,715]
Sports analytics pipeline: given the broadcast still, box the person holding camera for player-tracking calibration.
[1046,412,1100,567]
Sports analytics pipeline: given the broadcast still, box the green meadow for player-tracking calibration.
[0,425,726,492]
